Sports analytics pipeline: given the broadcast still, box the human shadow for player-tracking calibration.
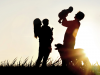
[33,18,53,67]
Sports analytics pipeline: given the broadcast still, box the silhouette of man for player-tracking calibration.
[35,18,53,67]
[58,11,85,66]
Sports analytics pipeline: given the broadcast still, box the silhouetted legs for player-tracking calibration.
[36,46,51,67]
[42,50,50,67]
[36,47,44,67]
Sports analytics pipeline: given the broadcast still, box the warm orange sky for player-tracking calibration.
[0,0,100,65]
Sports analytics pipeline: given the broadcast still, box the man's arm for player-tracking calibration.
[62,18,72,27]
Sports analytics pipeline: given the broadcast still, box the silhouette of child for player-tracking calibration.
[58,6,73,23]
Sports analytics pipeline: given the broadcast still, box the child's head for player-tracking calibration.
[68,6,73,13]
[74,11,85,21]
[42,19,49,26]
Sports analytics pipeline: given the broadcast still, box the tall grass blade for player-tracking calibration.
[53,57,61,66]
[22,57,29,66]
[19,60,21,66]
[11,57,17,66]
[18,57,22,66]
[0,62,3,67]
[3,60,6,66]
[47,58,51,63]
[7,60,9,66]
[29,56,33,67]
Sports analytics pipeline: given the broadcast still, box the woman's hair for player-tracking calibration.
[75,11,85,20]
[33,18,42,38]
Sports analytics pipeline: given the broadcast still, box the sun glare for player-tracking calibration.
[51,21,100,65]
[75,21,100,65]
[83,47,100,65]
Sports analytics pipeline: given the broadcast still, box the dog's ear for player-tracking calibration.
[55,44,57,47]
[55,44,58,50]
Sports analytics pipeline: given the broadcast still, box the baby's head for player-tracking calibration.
[42,19,49,26]
[74,11,85,21]
[68,6,73,13]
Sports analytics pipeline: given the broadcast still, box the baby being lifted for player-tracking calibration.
[58,6,73,23]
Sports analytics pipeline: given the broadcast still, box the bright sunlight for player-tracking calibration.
[75,21,100,65]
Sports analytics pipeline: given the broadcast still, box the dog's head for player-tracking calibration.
[55,43,63,50]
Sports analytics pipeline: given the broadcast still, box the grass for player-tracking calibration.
[0,57,61,67]
[0,57,100,75]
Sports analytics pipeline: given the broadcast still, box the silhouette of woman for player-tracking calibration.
[33,18,42,39]
[33,18,53,67]
[33,18,42,67]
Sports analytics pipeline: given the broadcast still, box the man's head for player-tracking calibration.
[74,11,85,21]
[42,19,49,26]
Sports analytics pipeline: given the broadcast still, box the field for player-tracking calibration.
[0,57,100,75]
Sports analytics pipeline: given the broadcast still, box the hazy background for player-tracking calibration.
[0,0,100,65]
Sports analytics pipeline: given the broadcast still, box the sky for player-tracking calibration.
[0,0,100,65]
